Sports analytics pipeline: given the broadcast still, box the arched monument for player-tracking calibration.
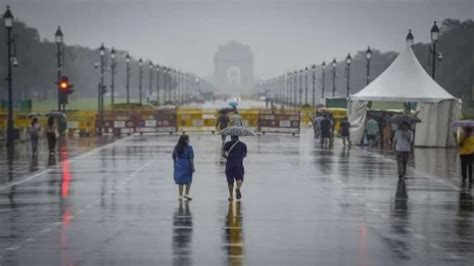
[214,41,255,94]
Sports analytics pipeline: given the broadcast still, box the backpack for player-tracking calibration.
[219,115,228,128]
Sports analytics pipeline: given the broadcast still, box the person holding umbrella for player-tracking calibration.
[454,126,474,184]
[392,121,414,179]
[216,110,230,143]
[223,135,247,201]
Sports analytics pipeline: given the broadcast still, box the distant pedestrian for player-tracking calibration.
[455,127,474,184]
[366,116,379,147]
[29,117,40,156]
[223,135,247,201]
[216,111,230,143]
[392,121,414,179]
[46,116,58,155]
[312,113,324,139]
[382,115,393,148]
[340,117,351,147]
[320,114,332,147]
[229,110,243,127]
[172,134,195,200]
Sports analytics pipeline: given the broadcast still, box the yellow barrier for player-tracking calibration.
[240,109,259,129]
[177,108,204,132]
[66,110,96,136]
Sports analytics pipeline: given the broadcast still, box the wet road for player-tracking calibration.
[0,130,473,265]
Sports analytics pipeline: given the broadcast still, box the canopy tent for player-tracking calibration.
[348,44,461,147]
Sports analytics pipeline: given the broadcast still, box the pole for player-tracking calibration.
[99,51,104,135]
[299,72,303,106]
[332,65,336,97]
[304,71,308,105]
[156,68,160,105]
[56,42,62,111]
[6,27,14,146]
[321,67,325,99]
[111,57,115,105]
[431,42,437,79]
[293,74,297,107]
[126,60,130,104]
[139,64,143,105]
[148,65,152,104]
[346,64,350,97]
[366,59,370,85]
[312,70,316,107]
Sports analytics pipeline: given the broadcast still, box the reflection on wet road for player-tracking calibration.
[0,129,473,265]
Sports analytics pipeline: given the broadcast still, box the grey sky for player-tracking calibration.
[2,0,473,79]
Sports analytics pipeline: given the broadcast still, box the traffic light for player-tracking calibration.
[58,76,74,94]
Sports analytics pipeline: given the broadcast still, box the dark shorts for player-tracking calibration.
[225,166,244,185]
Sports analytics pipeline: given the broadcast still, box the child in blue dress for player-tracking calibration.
[172,134,195,200]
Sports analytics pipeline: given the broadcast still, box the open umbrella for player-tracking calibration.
[228,101,239,109]
[28,112,44,119]
[390,114,421,124]
[451,120,474,127]
[219,126,256,136]
[45,111,67,119]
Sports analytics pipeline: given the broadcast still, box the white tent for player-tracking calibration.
[348,44,461,147]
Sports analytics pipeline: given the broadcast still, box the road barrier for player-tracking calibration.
[67,111,95,136]
[258,110,301,135]
[136,109,177,134]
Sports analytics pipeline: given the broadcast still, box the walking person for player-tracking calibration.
[223,135,247,201]
[312,113,324,139]
[172,134,195,200]
[454,127,474,184]
[216,111,230,143]
[366,116,379,147]
[46,116,58,155]
[392,121,414,179]
[29,117,40,156]
[320,114,332,147]
[229,110,243,127]
[340,117,351,147]
[382,115,393,149]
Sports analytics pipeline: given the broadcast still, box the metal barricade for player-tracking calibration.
[177,108,204,132]
[258,110,300,135]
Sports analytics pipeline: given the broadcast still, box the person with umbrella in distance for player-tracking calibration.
[220,126,253,201]
[216,109,230,143]
[453,125,474,185]
[392,121,414,179]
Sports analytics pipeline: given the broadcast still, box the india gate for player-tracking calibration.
[213,41,255,93]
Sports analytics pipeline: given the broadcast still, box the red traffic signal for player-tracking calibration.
[58,76,74,94]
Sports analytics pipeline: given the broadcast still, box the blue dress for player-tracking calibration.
[172,145,194,185]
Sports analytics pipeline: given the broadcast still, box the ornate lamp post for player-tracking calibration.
[345,53,351,97]
[156,65,160,105]
[138,58,143,105]
[110,48,116,105]
[125,54,130,104]
[55,26,64,111]
[304,67,309,106]
[366,46,372,85]
[430,21,440,79]
[293,71,298,107]
[332,58,337,97]
[3,6,14,146]
[148,61,153,104]
[98,43,106,135]
[311,65,316,107]
[321,61,326,99]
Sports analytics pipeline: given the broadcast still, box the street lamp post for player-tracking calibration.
[138,58,143,105]
[430,21,440,79]
[311,65,316,107]
[345,53,351,98]
[125,54,130,104]
[110,48,116,105]
[299,70,303,106]
[332,58,337,97]
[98,43,105,135]
[55,26,63,112]
[156,65,160,105]
[321,61,326,99]
[3,6,14,147]
[293,71,298,107]
[148,61,153,104]
[304,67,309,106]
[366,46,372,85]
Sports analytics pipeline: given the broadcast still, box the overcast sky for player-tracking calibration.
[2,0,473,79]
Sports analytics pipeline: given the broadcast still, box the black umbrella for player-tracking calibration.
[390,114,421,124]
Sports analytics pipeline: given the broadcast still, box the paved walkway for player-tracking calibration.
[0,129,472,265]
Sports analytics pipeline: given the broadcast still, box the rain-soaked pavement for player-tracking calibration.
[0,129,473,265]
